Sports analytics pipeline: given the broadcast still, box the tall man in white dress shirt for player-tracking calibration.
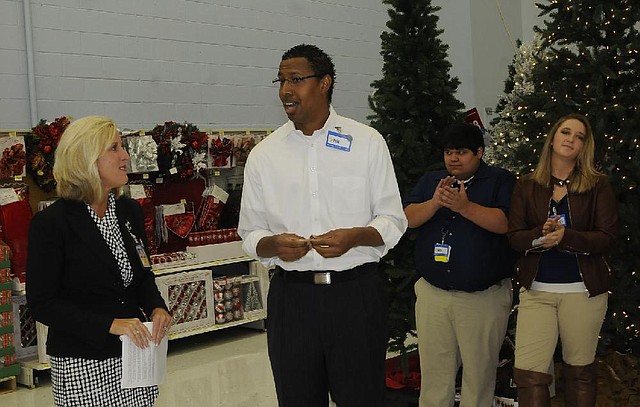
[238,44,407,407]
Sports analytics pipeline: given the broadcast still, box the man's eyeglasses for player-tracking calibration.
[271,74,325,86]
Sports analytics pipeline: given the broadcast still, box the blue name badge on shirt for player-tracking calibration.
[326,130,352,152]
[550,213,567,227]
[557,214,567,226]
[434,243,451,263]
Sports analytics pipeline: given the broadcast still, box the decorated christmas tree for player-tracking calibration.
[488,0,640,353]
[484,33,549,173]
[368,0,464,357]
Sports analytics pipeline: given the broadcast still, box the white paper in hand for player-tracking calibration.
[120,321,168,388]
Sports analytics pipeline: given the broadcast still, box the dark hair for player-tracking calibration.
[432,122,484,154]
[282,44,336,103]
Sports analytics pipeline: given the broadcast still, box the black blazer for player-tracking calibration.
[26,196,168,360]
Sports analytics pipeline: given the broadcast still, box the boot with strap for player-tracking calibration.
[513,367,553,407]
[563,362,598,407]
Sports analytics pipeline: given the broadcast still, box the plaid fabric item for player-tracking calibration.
[50,356,158,406]
[87,193,133,287]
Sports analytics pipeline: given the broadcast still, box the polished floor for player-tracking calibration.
[1,328,284,407]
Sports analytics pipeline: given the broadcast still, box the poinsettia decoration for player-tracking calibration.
[209,135,233,167]
[25,116,71,192]
[150,121,208,180]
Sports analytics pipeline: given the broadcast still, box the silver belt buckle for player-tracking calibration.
[313,272,331,285]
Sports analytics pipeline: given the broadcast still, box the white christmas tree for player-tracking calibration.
[485,33,549,174]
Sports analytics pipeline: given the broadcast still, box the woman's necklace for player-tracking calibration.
[551,175,571,187]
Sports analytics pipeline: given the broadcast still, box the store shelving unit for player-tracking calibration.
[15,241,268,388]
[152,241,269,340]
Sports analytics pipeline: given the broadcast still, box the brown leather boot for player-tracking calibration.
[513,368,553,407]
[563,362,597,407]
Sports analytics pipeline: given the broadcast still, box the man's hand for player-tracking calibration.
[440,180,471,213]
[259,233,311,262]
[309,229,358,258]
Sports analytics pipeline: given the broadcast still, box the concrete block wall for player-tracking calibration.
[0,0,388,130]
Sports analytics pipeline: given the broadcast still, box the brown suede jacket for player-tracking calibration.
[507,174,618,297]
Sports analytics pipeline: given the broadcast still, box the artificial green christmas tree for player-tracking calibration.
[368,0,464,358]
[489,0,640,353]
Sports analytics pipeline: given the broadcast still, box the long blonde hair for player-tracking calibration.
[531,113,600,193]
[54,116,119,204]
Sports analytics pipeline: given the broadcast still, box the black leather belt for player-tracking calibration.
[274,263,377,285]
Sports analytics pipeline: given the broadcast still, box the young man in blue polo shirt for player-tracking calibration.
[404,122,516,407]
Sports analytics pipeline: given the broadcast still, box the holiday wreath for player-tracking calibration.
[150,121,208,180]
[25,116,71,192]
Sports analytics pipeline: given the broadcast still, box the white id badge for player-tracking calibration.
[557,214,567,226]
[136,243,151,269]
[326,130,352,152]
[434,243,451,263]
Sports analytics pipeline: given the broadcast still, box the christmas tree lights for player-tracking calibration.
[489,0,640,353]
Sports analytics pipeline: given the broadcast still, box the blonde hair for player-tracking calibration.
[54,116,119,204]
[531,113,601,193]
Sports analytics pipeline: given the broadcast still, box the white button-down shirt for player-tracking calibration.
[238,107,407,271]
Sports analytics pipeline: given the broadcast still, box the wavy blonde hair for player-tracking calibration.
[54,116,119,204]
[531,113,601,193]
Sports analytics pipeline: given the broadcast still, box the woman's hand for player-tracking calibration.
[150,308,173,345]
[542,225,565,248]
[110,318,151,349]
[542,215,561,235]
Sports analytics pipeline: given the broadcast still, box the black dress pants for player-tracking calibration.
[267,263,389,407]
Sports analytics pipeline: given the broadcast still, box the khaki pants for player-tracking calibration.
[514,288,608,372]
[415,278,512,407]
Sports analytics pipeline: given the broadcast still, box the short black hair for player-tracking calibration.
[432,122,484,154]
[281,44,336,103]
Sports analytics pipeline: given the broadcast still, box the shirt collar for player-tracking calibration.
[448,160,490,184]
[86,192,117,226]
[285,105,338,140]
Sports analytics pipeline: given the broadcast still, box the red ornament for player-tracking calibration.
[43,145,52,154]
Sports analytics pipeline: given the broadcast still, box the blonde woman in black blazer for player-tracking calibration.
[27,116,172,407]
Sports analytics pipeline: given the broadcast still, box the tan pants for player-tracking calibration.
[514,288,607,372]
[415,278,512,407]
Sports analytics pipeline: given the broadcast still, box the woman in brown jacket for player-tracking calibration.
[507,113,618,407]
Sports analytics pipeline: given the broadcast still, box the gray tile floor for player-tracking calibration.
[1,328,281,407]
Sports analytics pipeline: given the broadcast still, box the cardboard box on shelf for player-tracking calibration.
[186,240,247,264]
[155,270,214,336]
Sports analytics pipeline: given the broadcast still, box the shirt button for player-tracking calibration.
[312,192,318,197]
[311,167,316,172]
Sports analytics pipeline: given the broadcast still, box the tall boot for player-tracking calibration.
[513,368,552,407]
[563,362,597,407]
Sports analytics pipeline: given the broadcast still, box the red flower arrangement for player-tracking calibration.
[150,121,209,180]
[209,135,233,167]
[25,116,71,192]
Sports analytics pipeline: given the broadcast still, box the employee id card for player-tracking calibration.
[126,221,152,269]
[550,207,567,226]
[434,243,451,263]
[326,130,352,152]
[555,214,567,226]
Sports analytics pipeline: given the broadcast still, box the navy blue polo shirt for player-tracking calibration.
[405,161,516,292]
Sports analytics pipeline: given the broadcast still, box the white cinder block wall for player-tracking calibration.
[1,0,539,131]
[0,0,388,130]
